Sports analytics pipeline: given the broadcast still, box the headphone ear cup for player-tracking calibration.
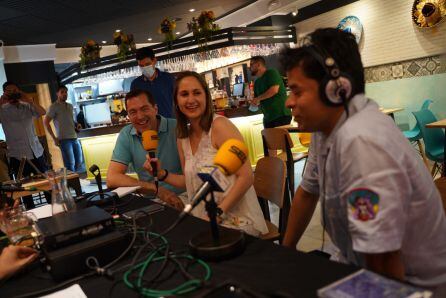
[322,75,353,106]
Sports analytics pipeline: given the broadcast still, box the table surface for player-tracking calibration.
[8,172,79,199]
[0,195,358,298]
[278,107,404,132]
[426,119,446,128]
[380,107,404,115]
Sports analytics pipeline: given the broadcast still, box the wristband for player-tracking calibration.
[159,169,169,181]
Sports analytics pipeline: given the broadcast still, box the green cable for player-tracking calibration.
[124,255,211,297]
[123,234,212,298]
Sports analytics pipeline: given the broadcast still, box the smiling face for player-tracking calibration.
[126,93,158,133]
[176,76,208,121]
[285,65,336,133]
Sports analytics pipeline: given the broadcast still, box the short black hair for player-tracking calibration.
[2,81,17,91]
[280,28,365,95]
[136,46,155,61]
[125,89,156,108]
[57,85,68,92]
[250,56,266,65]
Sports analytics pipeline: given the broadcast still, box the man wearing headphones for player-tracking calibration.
[282,28,446,287]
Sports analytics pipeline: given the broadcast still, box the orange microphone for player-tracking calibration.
[142,130,160,189]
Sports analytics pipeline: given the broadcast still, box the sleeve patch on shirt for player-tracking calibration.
[347,188,379,221]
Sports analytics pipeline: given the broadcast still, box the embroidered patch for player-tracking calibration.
[347,189,379,221]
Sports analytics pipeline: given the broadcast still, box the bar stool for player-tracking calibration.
[261,128,308,195]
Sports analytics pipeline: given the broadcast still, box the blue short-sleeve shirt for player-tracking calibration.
[111,115,183,194]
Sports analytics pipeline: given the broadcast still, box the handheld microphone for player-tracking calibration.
[180,138,248,218]
[142,130,159,189]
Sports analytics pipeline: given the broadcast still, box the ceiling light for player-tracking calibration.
[102,40,107,44]
[148,38,152,41]
[176,32,180,35]
[189,8,195,12]
[292,7,298,16]
[115,29,121,32]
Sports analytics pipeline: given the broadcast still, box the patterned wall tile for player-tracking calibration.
[365,55,445,83]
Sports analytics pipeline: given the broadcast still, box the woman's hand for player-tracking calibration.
[157,187,185,211]
[0,245,38,280]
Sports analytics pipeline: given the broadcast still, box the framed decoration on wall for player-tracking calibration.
[337,16,363,44]
[412,0,446,28]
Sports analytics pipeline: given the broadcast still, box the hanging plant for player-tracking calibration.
[79,39,101,69]
[159,17,176,43]
[187,10,220,52]
[113,31,136,61]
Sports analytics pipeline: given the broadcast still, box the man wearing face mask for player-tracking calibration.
[130,47,175,118]
[0,82,47,178]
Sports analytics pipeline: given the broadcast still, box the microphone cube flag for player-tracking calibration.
[213,139,248,175]
[142,130,159,151]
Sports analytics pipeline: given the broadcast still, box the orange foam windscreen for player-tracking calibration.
[213,138,248,175]
[141,130,159,151]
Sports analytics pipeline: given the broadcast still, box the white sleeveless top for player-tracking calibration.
[180,118,268,236]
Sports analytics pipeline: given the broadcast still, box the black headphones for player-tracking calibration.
[303,45,353,107]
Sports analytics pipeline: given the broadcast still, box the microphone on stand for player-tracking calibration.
[179,138,248,219]
[89,165,103,199]
[86,164,117,206]
[182,138,250,261]
[142,130,159,191]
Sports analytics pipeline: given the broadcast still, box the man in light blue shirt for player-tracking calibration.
[107,89,184,209]
[0,82,47,175]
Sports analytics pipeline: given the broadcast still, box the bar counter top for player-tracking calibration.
[78,106,261,138]
[78,123,129,138]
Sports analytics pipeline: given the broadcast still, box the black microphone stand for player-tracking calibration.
[188,191,245,261]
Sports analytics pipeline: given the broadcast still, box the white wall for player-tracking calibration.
[0,48,6,88]
[294,0,446,67]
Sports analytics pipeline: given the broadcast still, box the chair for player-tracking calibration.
[434,177,446,215]
[402,99,433,167]
[254,157,289,242]
[412,109,445,177]
[298,133,311,176]
[261,128,308,194]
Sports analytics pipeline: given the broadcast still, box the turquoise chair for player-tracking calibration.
[402,99,433,166]
[412,109,444,176]
[403,99,433,141]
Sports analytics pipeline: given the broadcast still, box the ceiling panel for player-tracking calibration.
[0,0,254,47]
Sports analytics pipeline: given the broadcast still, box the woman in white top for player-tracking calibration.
[144,71,267,236]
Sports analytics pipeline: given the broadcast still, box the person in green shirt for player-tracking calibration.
[250,56,292,128]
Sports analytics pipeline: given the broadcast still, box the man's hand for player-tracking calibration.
[251,97,260,106]
[157,187,184,211]
[0,94,9,105]
[18,91,33,104]
[0,245,38,280]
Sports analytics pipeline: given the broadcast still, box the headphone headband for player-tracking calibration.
[302,44,353,106]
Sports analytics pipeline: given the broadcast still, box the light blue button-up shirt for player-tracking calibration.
[111,115,183,194]
[0,102,44,159]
